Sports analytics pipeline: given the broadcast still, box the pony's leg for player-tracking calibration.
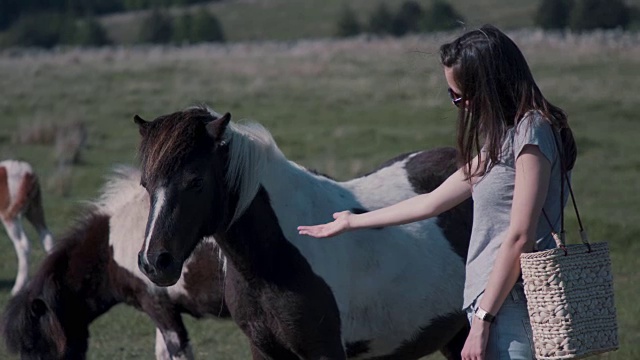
[24,188,53,252]
[154,327,194,360]
[155,328,172,360]
[250,342,298,360]
[306,348,347,360]
[41,231,54,253]
[147,310,193,360]
[156,328,193,360]
[3,217,30,295]
[250,345,269,360]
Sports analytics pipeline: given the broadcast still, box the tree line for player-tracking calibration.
[0,6,225,48]
[0,0,217,31]
[336,1,465,38]
[0,0,637,49]
[535,0,636,31]
[335,0,638,38]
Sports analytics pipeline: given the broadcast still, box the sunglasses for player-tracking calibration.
[447,88,463,107]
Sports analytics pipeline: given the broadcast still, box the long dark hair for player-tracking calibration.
[439,25,576,178]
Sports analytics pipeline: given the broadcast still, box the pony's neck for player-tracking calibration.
[70,243,119,321]
[57,216,119,321]
[217,155,352,282]
[224,123,351,233]
[217,187,297,281]
[219,124,353,278]
[225,123,339,224]
[262,158,339,207]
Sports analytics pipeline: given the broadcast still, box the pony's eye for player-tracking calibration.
[185,177,204,191]
[140,180,148,188]
[31,298,47,318]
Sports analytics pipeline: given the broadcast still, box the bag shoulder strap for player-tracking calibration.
[541,127,590,254]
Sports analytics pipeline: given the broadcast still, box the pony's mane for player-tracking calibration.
[95,165,144,216]
[222,120,284,224]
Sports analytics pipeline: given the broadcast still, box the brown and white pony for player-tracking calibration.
[0,160,54,295]
[134,107,473,360]
[1,167,229,360]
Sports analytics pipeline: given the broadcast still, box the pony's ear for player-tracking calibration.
[30,298,47,318]
[206,112,231,142]
[133,114,150,136]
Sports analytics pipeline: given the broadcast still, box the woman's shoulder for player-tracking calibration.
[515,110,553,133]
[511,110,558,163]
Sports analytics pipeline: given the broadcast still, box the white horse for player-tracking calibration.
[0,160,54,295]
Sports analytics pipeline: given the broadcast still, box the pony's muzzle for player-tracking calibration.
[138,250,174,271]
[138,251,154,275]
[138,250,178,286]
[154,252,174,271]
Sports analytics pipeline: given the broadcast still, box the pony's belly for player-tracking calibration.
[340,280,464,358]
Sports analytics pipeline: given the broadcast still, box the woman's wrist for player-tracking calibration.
[471,316,492,332]
[474,307,496,323]
[345,212,356,230]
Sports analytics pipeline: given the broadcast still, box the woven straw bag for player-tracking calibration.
[520,132,619,359]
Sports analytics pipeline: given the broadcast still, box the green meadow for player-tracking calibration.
[0,30,639,359]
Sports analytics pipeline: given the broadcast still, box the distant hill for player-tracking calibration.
[99,0,541,44]
[3,0,639,47]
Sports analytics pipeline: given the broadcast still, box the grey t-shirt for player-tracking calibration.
[463,111,568,309]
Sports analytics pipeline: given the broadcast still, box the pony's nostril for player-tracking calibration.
[138,252,155,275]
[155,252,174,271]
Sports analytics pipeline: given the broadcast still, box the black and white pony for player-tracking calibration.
[134,107,473,360]
[0,160,54,295]
[1,167,229,360]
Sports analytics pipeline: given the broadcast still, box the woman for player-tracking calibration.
[298,25,577,360]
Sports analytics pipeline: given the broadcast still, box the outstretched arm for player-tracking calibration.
[298,160,476,238]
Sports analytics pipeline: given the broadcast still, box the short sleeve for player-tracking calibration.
[513,111,557,165]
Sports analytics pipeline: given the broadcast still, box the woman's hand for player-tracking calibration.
[461,317,491,360]
[297,211,353,238]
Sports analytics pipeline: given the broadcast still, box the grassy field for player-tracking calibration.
[0,29,639,359]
